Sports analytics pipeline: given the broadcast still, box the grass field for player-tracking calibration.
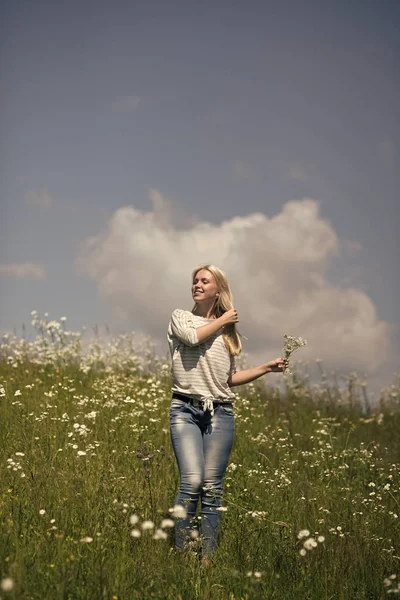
[0,316,399,599]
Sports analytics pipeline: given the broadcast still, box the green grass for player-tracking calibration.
[0,359,399,599]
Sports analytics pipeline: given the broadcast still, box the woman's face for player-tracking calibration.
[192,269,218,303]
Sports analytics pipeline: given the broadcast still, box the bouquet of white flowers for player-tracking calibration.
[282,334,307,375]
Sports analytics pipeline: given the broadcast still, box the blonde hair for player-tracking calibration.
[191,264,242,356]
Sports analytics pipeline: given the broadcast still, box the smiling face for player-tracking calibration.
[192,269,219,304]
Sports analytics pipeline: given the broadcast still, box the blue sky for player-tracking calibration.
[0,0,399,390]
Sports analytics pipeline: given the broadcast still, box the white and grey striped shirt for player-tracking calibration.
[167,308,237,402]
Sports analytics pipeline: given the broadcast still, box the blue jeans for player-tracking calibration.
[169,397,235,556]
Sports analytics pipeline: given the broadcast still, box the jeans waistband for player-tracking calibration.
[172,392,232,407]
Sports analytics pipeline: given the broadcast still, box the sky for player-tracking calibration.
[1,0,399,396]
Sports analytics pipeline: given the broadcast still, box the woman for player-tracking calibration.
[168,264,286,563]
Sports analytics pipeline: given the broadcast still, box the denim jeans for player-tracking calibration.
[169,397,235,556]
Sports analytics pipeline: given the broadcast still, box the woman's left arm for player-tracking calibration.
[228,357,286,387]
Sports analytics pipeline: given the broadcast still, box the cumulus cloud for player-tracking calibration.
[75,191,391,377]
[24,188,53,209]
[0,263,46,280]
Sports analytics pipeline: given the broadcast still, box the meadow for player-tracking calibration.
[0,313,399,599]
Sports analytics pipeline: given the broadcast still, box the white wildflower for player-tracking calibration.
[129,514,139,526]
[303,537,318,550]
[153,528,168,540]
[282,334,307,374]
[160,518,175,529]
[1,577,14,591]
[297,529,310,539]
[131,529,141,538]
[169,504,187,519]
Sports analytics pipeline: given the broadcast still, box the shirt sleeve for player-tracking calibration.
[170,309,200,347]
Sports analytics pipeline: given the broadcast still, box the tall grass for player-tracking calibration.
[0,314,399,599]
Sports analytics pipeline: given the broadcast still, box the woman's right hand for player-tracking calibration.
[220,308,239,326]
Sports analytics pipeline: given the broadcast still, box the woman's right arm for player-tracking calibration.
[170,309,238,346]
[195,318,226,343]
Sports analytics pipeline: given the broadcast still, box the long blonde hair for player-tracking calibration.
[191,264,242,356]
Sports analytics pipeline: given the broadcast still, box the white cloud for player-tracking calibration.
[24,188,53,209]
[75,192,391,377]
[111,95,140,113]
[0,263,46,280]
[148,188,201,230]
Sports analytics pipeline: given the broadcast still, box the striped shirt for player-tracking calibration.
[167,308,237,402]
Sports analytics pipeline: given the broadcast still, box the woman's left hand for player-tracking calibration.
[266,357,288,372]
